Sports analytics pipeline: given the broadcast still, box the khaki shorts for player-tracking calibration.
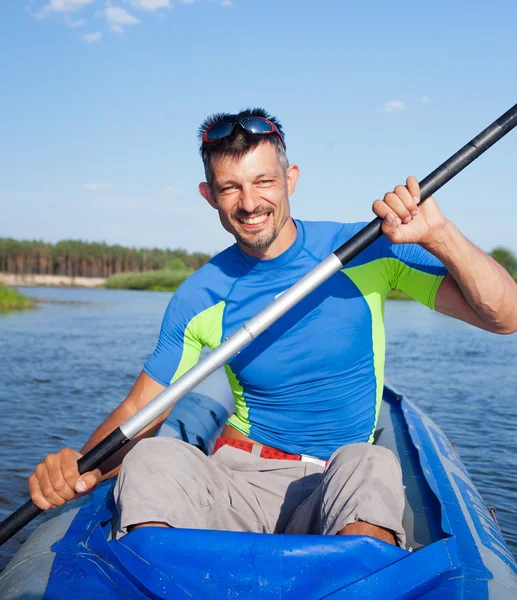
[114,437,406,547]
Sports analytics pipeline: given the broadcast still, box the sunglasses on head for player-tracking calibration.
[202,116,286,149]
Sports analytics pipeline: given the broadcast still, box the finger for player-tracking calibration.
[29,473,55,511]
[34,464,66,507]
[75,469,102,495]
[60,448,82,490]
[393,185,419,218]
[383,192,413,224]
[46,455,76,502]
[406,176,421,205]
[372,200,401,227]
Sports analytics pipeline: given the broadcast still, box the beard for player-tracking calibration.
[230,207,278,250]
[234,228,278,250]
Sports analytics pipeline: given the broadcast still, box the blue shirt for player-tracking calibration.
[144,220,446,459]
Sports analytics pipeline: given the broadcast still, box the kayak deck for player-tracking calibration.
[1,375,516,599]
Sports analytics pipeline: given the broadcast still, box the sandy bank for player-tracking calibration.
[0,273,106,288]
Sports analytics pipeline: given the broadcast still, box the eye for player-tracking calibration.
[258,179,273,185]
[221,185,236,192]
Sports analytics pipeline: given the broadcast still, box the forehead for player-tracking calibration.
[211,143,283,182]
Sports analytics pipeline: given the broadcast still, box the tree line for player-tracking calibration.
[1,237,516,281]
[0,238,211,278]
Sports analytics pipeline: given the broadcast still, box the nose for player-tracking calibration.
[239,183,262,214]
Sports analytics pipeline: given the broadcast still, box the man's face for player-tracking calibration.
[200,143,299,256]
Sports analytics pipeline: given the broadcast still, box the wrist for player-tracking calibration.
[420,219,457,254]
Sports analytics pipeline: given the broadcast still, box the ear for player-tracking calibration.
[199,182,217,209]
[286,164,300,196]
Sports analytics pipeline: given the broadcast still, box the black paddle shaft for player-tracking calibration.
[1,103,516,549]
[0,428,129,546]
[334,102,517,265]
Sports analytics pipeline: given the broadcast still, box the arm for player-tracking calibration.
[80,371,167,478]
[425,224,517,334]
[29,371,167,510]
[372,176,517,334]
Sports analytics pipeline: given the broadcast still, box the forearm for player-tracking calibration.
[423,220,517,333]
[80,372,167,480]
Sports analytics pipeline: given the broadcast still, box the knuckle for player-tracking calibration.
[63,468,78,483]
[394,185,406,195]
[385,192,396,203]
[40,482,54,497]
[44,454,56,467]
[54,479,67,493]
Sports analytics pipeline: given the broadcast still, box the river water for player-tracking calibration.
[0,287,516,572]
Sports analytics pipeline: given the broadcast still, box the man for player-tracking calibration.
[29,108,517,548]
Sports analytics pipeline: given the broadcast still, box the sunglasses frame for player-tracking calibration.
[202,116,286,149]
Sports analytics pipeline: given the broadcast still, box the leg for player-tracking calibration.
[113,438,314,538]
[114,437,268,538]
[285,443,406,548]
[322,443,406,546]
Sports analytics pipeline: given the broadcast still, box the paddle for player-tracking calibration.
[1,103,517,548]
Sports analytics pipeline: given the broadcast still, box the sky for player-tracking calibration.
[1,0,517,256]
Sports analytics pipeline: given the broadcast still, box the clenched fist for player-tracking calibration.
[28,448,102,510]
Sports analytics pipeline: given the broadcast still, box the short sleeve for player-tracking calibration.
[385,242,448,309]
[143,289,204,387]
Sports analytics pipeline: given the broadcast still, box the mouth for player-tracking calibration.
[235,212,272,231]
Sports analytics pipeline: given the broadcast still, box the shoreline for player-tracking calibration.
[0,273,413,300]
[0,273,106,288]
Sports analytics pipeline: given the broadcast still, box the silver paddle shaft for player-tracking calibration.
[121,254,343,439]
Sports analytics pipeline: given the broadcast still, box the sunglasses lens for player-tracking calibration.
[241,117,272,134]
[206,122,233,141]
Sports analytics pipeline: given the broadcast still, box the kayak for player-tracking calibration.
[1,369,516,599]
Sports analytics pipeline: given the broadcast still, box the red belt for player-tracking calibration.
[213,437,327,466]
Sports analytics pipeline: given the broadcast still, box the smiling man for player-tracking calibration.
[28,108,517,549]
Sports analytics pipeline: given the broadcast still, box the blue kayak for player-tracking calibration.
[1,371,516,599]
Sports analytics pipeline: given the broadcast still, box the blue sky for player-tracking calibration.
[1,0,517,255]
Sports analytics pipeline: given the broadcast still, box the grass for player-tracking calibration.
[105,269,193,291]
[0,284,34,311]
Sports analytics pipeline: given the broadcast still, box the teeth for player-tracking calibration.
[241,214,269,225]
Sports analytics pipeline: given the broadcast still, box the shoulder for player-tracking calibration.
[162,244,245,323]
[298,219,369,259]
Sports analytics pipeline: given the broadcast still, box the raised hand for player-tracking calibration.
[372,176,448,246]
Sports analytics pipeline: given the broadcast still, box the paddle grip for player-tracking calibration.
[334,102,517,265]
[0,427,129,546]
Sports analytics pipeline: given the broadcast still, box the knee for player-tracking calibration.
[327,443,401,479]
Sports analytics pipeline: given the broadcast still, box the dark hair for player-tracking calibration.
[198,107,288,191]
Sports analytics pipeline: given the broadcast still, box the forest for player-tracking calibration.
[0,238,211,278]
[1,238,516,283]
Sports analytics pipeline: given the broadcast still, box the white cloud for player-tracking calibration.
[420,96,431,104]
[161,186,181,196]
[82,31,102,42]
[83,182,112,190]
[384,100,406,113]
[130,0,171,11]
[41,0,96,13]
[104,6,140,30]
[66,17,86,26]
[220,0,232,5]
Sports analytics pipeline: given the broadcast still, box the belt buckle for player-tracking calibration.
[300,454,326,467]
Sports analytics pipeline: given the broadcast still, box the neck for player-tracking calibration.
[237,218,297,260]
